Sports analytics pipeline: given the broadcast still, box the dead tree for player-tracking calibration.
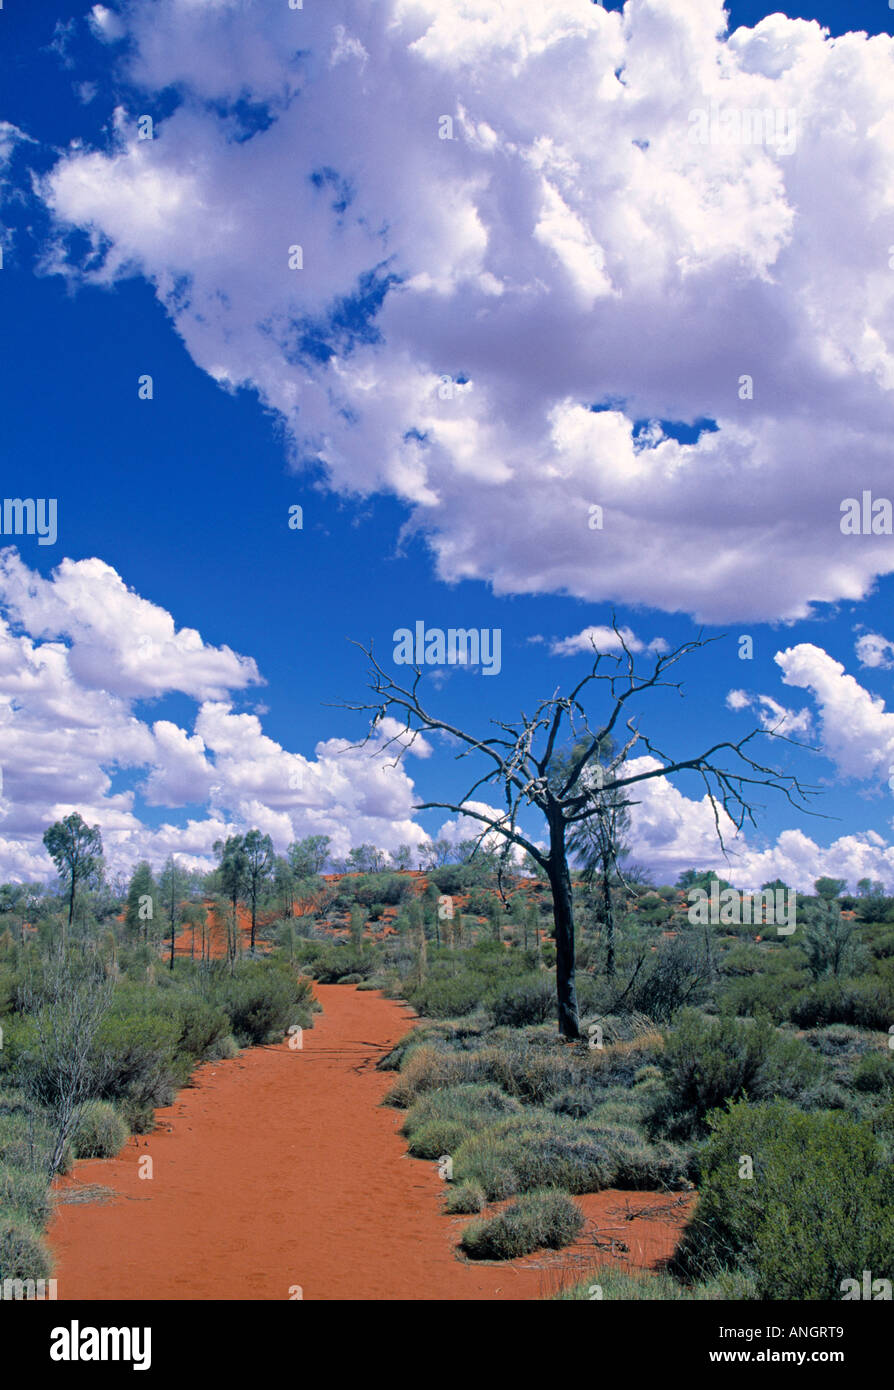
[342,624,817,1039]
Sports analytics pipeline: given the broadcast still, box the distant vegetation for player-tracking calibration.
[0,816,319,1286]
[2,810,892,1300]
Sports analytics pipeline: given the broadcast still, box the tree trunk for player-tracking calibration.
[601,852,615,978]
[547,815,580,1039]
[250,892,257,955]
[66,873,76,945]
[229,893,238,974]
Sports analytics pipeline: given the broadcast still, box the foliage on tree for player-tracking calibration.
[42,812,104,942]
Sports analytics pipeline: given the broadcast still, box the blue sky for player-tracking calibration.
[3,0,894,888]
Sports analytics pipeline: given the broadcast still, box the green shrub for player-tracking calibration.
[0,1109,71,1176]
[555,1268,692,1300]
[788,977,894,1031]
[492,975,555,1027]
[719,968,810,1022]
[453,1111,688,1200]
[0,1161,51,1228]
[402,1084,522,1158]
[168,996,230,1062]
[117,1100,156,1135]
[622,941,710,1021]
[406,974,485,1019]
[302,948,374,984]
[384,1029,664,1111]
[207,1033,240,1061]
[90,1012,180,1111]
[217,964,314,1045]
[338,973,364,984]
[673,1099,894,1299]
[802,1024,874,1061]
[611,1135,692,1188]
[648,1010,822,1139]
[406,1118,470,1160]
[548,1088,598,1120]
[460,1190,583,1260]
[444,1181,486,1214]
[71,1101,128,1159]
[427,866,472,895]
[0,1213,51,1282]
[402,1083,522,1139]
[851,1051,894,1094]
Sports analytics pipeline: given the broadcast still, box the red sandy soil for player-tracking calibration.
[49,985,692,1301]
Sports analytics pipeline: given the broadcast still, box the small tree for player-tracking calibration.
[420,838,453,870]
[814,876,847,902]
[272,855,296,918]
[805,902,862,980]
[567,735,632,978]
[124,861,157,942]
[42,812,103,945]
[244,829,274,954]
[288,835,332,878]
[391,844,414,871]
[346,844,387,874]
[158,855,183,971]
[213,835,248,970]
[181,901,207,962]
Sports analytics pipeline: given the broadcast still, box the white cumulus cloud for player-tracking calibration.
[30,0,894,622]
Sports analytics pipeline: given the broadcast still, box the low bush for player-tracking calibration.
[215,964,314,1045]
[302,948,374,984]
[0,1212,51,1282]
[384,1028,664,1110]
[453,1111,689,1201]
[647,1010,823,1139]
[460,1190,583,1260]
[673,1099,894,1299]
[851,1050,894,1094]
[0,1108,71,1176]
[444,1181,486,1215]
[555,1268,692,1301]
[406,974,485,1019]
[71,1100,128,1159]
[90,1012,180,1112]
[491,975,555,1027]
[402,1083,522,1139]
[788,977,894,1031]
[0,1161,51,1228]
[406,1119,469,1160]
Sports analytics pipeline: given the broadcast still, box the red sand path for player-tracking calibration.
[49,985,690,1301]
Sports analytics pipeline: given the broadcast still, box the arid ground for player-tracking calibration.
[49,983,691,1301]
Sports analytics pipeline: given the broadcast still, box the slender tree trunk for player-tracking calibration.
[547,815,580,1040]
[601,852,615,978]
[169,876,176,970]
[250,890,257,955]
[66,873,76,945]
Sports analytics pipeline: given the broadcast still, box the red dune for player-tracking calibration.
[49,985,691,1300]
